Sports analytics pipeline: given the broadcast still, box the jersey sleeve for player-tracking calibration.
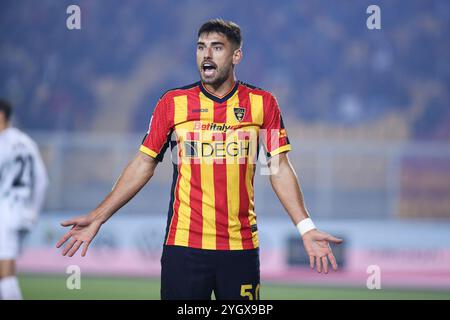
[261,93,292,158]
[29,139,48,217]
[139,94,172,162]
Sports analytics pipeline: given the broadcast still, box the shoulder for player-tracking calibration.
[238,80,263,91]
[11,128,39,152]
[158,81,201,102]
[238,81,279,112]
[4,127,26,142]
[238,81,276,100]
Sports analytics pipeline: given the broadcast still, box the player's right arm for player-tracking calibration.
[56,93,172,257]
[56,151,158,257]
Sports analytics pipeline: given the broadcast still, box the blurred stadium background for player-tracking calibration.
[2,0,450,299]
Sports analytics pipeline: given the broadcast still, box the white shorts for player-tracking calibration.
[0,220,27,260]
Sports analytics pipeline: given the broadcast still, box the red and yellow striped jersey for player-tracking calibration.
[140,81,291,250]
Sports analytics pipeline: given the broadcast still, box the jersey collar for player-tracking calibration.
[199,81,239,104]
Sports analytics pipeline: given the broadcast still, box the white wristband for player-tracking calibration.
[296,218,316,236]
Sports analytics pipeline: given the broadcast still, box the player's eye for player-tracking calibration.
[197,45,204,51]
[213,46,222,51]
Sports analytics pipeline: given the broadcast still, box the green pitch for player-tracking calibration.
[19,274,450,300]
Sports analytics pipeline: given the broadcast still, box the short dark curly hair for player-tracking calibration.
[198,18,242,49]
[0,99,12,122]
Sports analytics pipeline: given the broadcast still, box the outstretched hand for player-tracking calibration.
[301,229,343,274]
[56,215,102,257]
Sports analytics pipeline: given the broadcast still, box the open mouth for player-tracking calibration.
[202,61,217,77]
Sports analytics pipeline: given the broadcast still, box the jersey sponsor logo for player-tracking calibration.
[184,139,252,158]
[193,121,241,132]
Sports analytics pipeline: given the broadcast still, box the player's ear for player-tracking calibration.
[232,47,242,66]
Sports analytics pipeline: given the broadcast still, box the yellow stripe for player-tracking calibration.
[249,93,264,126]
[173,95,191,246]
[139,145,158,158]
[198,92,216,249]
[269,144,292,157]
[174,95,188,125]
[226,91,243,250]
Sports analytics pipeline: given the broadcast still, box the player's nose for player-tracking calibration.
[203,46,213,59]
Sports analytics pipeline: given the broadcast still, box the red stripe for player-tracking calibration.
[213,100,227,123]
[238,85,252,123]
[264,96,273,153]
[213,161,229,249]
[187,90,201,122]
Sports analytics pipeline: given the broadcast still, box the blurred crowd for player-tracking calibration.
[1,0,449,140]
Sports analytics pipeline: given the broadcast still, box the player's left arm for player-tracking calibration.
[268,152,343,274]
[31,143,49,217]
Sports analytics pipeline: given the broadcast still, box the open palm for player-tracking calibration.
[302,229,343,274]
[56,215,102,257]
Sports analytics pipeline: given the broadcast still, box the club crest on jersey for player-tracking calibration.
[233,107,246,122]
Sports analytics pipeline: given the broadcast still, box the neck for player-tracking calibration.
[203,74,236,98]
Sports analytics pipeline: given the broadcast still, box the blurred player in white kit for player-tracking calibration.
[0,99,48,300]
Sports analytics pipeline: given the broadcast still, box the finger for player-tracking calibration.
[61,218,78,227]
[62,238,77,256]
[316,256,322,273]
[81,241,91,257]
[309,255,315,269]
[325,235,343,244]
[328,252,338,271]
[56,232,72,248]
[68,240,83,257]
[322,256,329,274]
